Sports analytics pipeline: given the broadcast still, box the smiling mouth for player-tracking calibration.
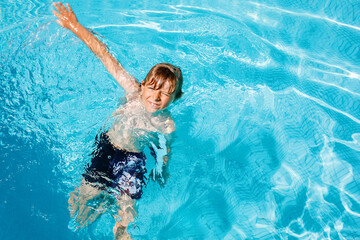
[148,101,160,109]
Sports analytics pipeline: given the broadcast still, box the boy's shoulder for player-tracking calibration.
[125,91,140,102]
[162,112,175,134]
[148,109,175,135]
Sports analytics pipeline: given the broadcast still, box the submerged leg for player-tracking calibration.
[112,194,136,240]
[68,180,112,229]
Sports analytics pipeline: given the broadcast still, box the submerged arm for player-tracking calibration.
[150,132,174,185]
[53,2,140,93]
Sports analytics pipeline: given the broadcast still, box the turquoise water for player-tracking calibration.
[1,0,360,239]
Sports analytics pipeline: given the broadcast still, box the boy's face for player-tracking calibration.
[141,81,175,113]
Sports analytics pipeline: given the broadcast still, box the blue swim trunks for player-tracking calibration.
[83,133,147,199]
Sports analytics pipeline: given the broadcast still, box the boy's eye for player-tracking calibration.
[162,92,170,97]
[147,86,154,90]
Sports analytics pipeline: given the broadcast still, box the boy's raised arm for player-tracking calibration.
[53,2,140,93]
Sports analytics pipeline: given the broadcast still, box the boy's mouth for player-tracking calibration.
[148,100,160,109]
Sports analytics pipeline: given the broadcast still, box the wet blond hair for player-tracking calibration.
[142,63,183,100]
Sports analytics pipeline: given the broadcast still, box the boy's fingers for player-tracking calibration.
[67,3,73,13]
[56,19,64,27]
[58,2,67,12]
[53,10,61,18]
[53,3,62,13]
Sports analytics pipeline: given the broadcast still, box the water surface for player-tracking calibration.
[1,0,360,239]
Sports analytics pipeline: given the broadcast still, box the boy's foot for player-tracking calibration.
[113,223,131,240]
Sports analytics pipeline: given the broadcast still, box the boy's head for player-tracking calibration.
[140,63,183,112]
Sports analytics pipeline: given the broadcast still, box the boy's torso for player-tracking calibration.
[106,92,174,152]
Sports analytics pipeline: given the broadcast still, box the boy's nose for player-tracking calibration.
[153,91,161,101]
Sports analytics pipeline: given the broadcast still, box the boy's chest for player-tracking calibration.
[125,113,165,136]
[121,100,169,134]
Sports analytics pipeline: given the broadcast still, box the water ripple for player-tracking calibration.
[248,1,360,31]
[2,0,360,238]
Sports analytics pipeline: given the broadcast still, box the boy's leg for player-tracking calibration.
[112,193,136,240]
[68,179,111,229]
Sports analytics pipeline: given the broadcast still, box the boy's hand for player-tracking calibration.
[53,2,79,31]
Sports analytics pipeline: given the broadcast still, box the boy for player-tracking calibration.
[53,2,183,239]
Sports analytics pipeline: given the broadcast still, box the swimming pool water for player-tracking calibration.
[1,0,360,239]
